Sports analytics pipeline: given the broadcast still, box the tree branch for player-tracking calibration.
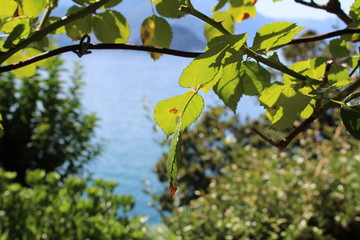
[0,43,201,73]
[0,27,358,73]
[0,0,111,65]
[294,0,352,24]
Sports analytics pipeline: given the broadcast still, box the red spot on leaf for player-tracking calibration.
[169,108,178,114]
[169,184,177,198]
[13,6,20,18]
[242,13,250,21]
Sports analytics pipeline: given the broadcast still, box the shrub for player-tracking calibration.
[0,168,148,240]
[0,57,101,183]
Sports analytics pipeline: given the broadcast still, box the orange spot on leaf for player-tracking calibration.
[169,108,178,114]
[242,13,250,21]
[169,184,177,198]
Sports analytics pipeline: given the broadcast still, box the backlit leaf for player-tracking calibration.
[329,38,350,59]
[252,22,304,53]
[141,15,172,60]
[5,50,36,77]
[242,61,271,96]
[270,89,312,130]
[93,10,130,43]
[154,91,204,137]
[204,11,234,41]
[283,57,327,84]
[180,34,247,88]
[22,0,46,17]
[228,5,256,22]
[214,53,244,112]
[65,6,92,41]
[259,82,289,108]
[0,0,18,19]
[153,0,186,18]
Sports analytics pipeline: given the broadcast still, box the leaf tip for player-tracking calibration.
[169,184,177,198]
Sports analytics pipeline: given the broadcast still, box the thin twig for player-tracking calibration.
[0,43,201,73]
[294,0,351,24]
[0,0,111,64]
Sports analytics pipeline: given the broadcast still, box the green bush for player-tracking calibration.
[0,168,148,240]
[156,107,360,239]
[0,57,101,183]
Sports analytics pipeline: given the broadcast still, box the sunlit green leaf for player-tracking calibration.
[3,24,25,49]
[259,82,289,108]
[252,22,304,53]
[328,64,351,88]
[180,34,247,88]
[242,61,271,96]
[141,15,172,60]
[228,5,256,22]
[270,89,312,130]
[153,0,186,18]
[204,11,234,41]
[0,0,18,19]
[21,0,46,17]
[214,54,244,112]
[329,38,350,59]
[213,0,229,11]
[283,57,327,84]
[154,91,204,137]
[65,5,92,41]
[5,50,36,77]
[92,10,130,43]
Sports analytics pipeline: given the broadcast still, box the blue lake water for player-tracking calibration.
[63,50,264,223]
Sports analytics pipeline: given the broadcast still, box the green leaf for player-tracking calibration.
[213,0,229,11]
[350,0,360,21]
[270,89,312,130]
[141,15,172,60]
[329,38,350,59]
[65,6,92,41]
[22,0,46,17]
[214,53,244,112]
[242,61,271,96]
[167,117,182,195]
[0,0,18,19]
[283,57,327,84]
[228,5,256,22]
[341,103,360,140]
[328,64,351,88]
[179,34,247,89]
[0,114,3,138]
[259,82,289,108]
[153,0,186,18]
[3,24,25,49]
[252,22,304,53]
[204,11,234,41]
[92,10,130,43]
[154,91,204,137]
[5,50,36,77]
[103,0,123,8]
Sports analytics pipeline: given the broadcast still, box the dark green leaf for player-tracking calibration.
[92,10,129,43]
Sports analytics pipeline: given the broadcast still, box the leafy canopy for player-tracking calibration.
[0,0,359,193]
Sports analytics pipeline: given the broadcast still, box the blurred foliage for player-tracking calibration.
[0,168,147,240]
[0,57,101,184]
[153,106,360,239]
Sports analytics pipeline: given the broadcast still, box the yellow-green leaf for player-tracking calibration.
[204,11,234,41]
[65,5,92,41]
[252,22,304,53]
[154,91,204,137]
[22,0,46,17]
[92,10,130,43]
[0,0,18,19]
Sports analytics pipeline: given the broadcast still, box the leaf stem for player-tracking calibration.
[0,0,110,64]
